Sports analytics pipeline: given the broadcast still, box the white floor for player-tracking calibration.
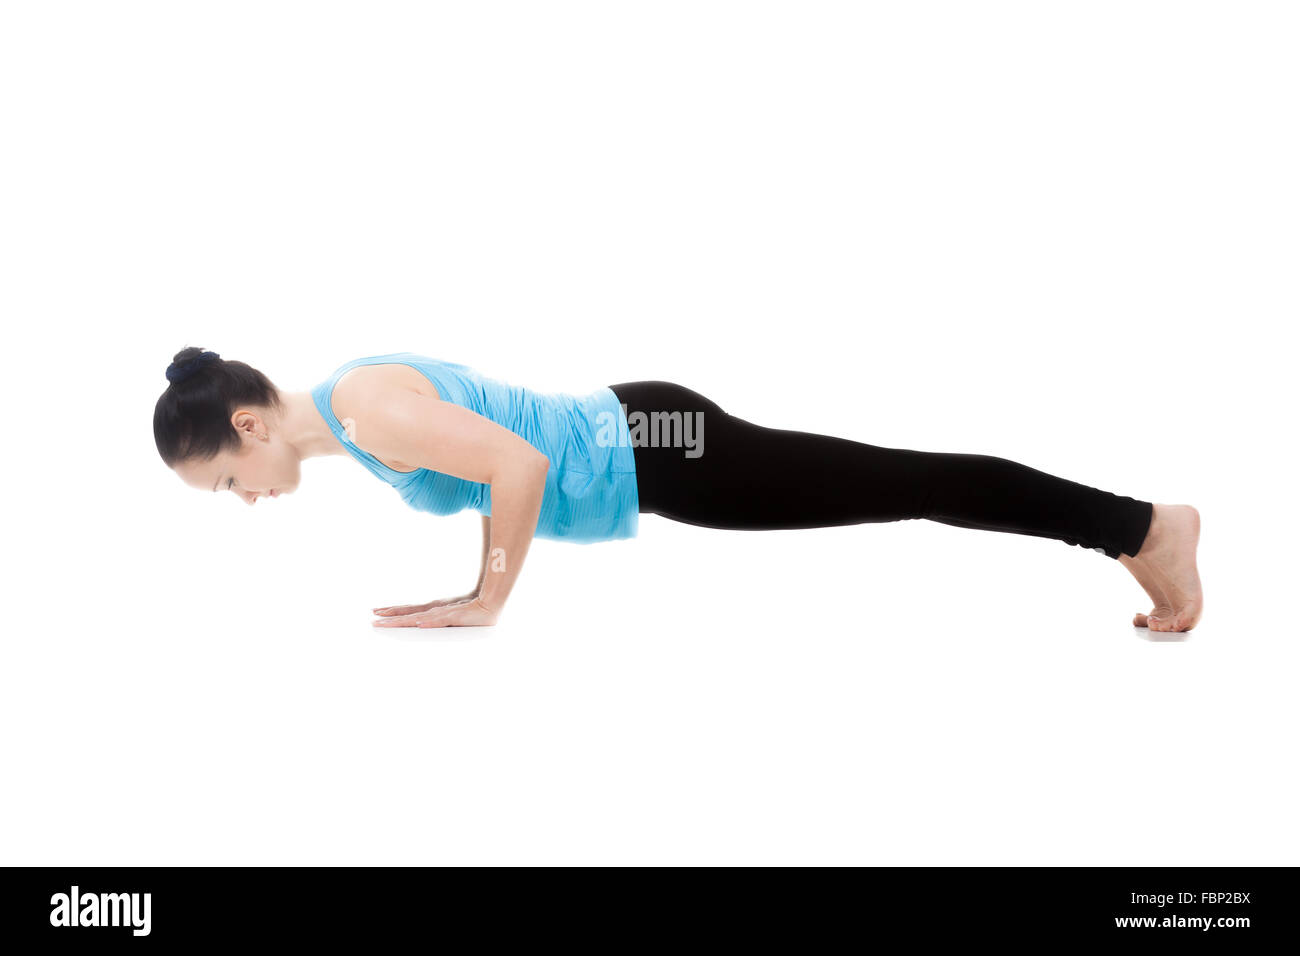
[5,490,1294,866]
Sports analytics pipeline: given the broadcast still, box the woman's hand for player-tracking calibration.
[371,593,479,617]
[371,597,499,629]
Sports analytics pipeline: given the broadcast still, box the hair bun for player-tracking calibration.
[166,349,221,384]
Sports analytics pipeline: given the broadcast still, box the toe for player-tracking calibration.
[1147,605,1176,631]
[1133,611,1149,627]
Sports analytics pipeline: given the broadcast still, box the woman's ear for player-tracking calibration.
[231,409,269,440]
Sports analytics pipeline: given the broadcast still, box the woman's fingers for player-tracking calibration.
[372,604,431,616]
[372,595,476,616]
[371,613,418,626]
[372,601,497,628]
[373,609,443,627]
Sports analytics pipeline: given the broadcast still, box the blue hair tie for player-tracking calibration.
[167,350,221,384]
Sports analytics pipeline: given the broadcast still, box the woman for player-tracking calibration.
[154,347,1203,632]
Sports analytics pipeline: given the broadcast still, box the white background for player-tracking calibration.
[2,2,1296,865]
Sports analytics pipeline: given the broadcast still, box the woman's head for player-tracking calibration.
[154,347,301,503]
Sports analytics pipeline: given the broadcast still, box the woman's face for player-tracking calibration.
[174,409,301,505]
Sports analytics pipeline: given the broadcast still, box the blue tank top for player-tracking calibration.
[310,353,639,543]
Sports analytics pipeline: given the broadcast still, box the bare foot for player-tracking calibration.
[1122,503,1203,632]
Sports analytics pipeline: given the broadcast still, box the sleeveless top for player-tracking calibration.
[310,353,639,543]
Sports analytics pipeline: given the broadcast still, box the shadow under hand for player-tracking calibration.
[379,624,496,643]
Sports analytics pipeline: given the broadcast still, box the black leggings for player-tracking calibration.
[606,380,1153,560]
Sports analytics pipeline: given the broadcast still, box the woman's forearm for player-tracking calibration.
[473,514,491,593]
[475,458,549,613]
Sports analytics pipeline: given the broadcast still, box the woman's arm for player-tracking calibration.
[474,514,491,594]
[337,382,550,627]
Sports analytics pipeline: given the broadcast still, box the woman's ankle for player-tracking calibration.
[1133,503,1164,559]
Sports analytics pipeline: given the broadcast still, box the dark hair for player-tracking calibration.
[153,346,284,467]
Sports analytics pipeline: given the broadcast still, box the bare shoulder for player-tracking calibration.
[333,363,441,409]
[330,364,442,473]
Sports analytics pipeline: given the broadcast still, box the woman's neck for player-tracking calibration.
[276,390,349,461]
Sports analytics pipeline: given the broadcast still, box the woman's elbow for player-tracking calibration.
[501,448,550,483]
[527,449,551,478]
